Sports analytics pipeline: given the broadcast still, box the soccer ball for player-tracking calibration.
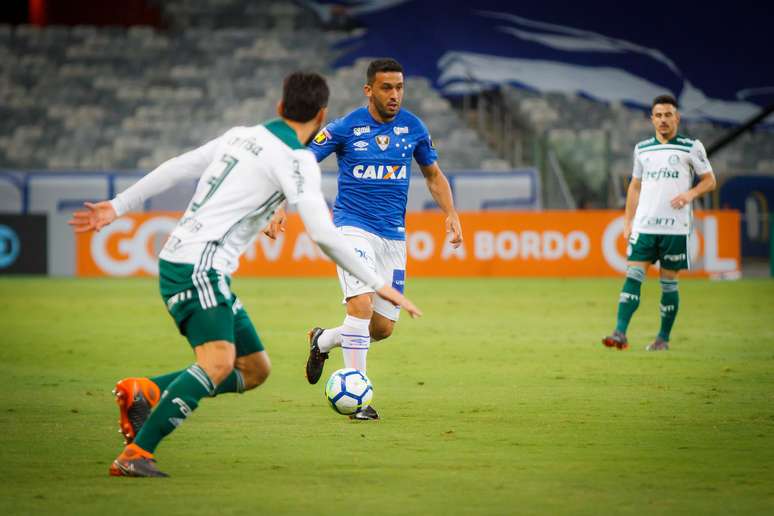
[324,368,373,415]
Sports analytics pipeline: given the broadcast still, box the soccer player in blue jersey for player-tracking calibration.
[303,58,462,420]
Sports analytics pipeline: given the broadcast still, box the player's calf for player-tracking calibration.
[235,351,271,390]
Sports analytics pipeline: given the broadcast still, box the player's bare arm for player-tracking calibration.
[375,285,422,319]
[623,178,641,240]
[420,162,463,247]
[670,171,717,209]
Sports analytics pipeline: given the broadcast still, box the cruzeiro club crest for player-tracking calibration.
[668,154,680,165]
[375,134,390,151]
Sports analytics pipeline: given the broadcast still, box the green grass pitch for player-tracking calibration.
[1,277,773,515]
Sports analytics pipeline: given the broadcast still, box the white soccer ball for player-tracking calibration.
[324,368,373,415]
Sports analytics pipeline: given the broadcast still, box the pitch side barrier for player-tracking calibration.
[69,210,740,279]
[0,169,539,276]
[0,169,540,215]
[0,171,740,278]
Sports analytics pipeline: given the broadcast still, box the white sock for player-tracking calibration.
[318,327,342,353]
[339,315,370,372]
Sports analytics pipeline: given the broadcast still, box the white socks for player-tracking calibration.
[318,315,371,372]
[340,315,370,371]
[317,315,371,372]
[317,326,342,353]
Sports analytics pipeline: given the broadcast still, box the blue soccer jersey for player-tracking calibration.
[310,106,437,240]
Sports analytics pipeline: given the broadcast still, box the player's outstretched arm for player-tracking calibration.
[420,162,462,247]
[296,194,422,318]
[374,284,422,319]
[68,201,117,233]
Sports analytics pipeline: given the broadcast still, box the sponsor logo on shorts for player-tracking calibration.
[663,253,686,261]
[353,126,371,136]
[166,289,192,311]
[392,269,405,294]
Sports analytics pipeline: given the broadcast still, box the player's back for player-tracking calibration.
[160,119,313,272]
[310,107,437,241]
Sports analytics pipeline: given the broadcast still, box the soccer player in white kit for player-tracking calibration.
[602,94,716,351]
[69,72,421,477]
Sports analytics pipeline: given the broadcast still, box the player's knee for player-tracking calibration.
[660,269,679,281]
[346,294,373,319]
[196,341,236,384]
[206,359,234,385]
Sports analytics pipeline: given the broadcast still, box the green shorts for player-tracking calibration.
[159,259,264,356]
[627,232,689,270]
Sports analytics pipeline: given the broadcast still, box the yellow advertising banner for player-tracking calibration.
[76,210,740,278]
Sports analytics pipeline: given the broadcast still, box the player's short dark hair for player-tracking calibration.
[652,94,678,110]
[367,58,404,84]
[281,72,329,122]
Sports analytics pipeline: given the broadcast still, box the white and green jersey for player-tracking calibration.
[631,134,713,235]
[113,119,314,273]
[110,119,385,290]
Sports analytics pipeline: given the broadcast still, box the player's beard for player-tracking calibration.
[374,98,399,122]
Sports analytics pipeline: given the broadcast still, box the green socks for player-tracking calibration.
[658,279,679,341]
[615,266,644,334]
[134,364,215,453]
[149,370,185,392]
[215,369,245,394]
[151,369,245,395]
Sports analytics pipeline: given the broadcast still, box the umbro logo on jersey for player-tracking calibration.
[393,126,409,135]
[353,140,369,151]
[353,126,371,136]
[352,164,407,180]
[375,135,390,151]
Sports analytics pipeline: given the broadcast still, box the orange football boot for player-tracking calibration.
[112,377,161,444]
[109,443,168,477]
